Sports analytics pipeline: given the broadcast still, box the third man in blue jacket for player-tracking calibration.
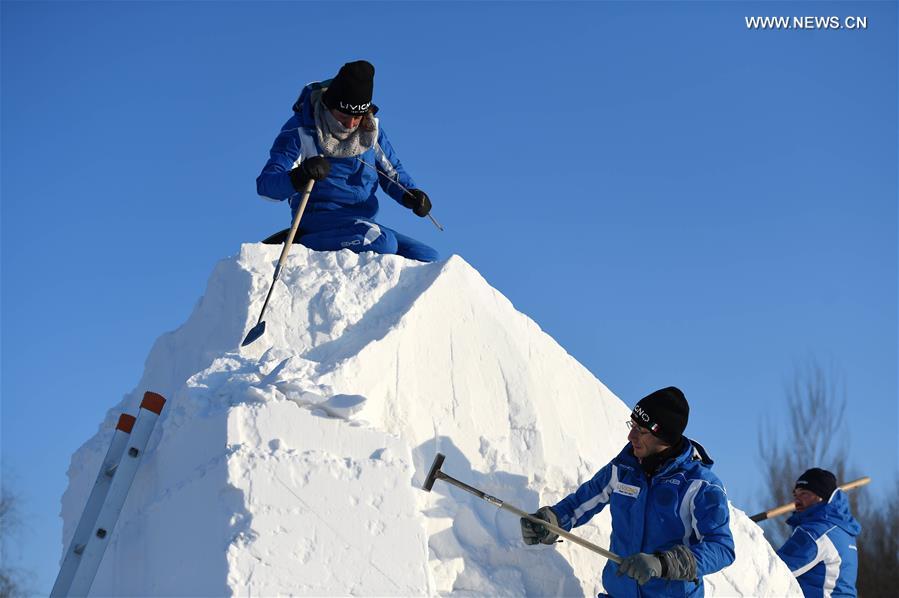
[520,387,735,597]
[776,468,860,597]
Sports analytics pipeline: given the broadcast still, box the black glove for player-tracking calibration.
[402,189,432,217]
[289,156,331,191]
[520,506,560,545]
[617,552,662,586]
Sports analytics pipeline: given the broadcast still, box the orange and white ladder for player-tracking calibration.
[51,391,166,597]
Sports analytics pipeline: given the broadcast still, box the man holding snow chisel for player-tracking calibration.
[520,387,735,597]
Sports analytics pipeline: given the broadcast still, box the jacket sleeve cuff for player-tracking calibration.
[549,503,574,531]
[660,545,698,581]
[288,167,308,193]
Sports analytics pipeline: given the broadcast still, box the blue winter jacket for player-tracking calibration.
[776,490,860,597]
[551,440,735,597]
[256,80,415,230]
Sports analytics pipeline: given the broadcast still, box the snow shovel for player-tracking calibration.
[422,453,621,564]
[242,178,315,347]
[749,475,871,522]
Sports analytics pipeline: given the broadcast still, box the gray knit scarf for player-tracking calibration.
[312,89,377,158]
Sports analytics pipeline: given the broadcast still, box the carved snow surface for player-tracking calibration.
[61,245,800,596]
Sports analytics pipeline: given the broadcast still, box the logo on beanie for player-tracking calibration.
[631,406,661,433]
[338,101,371,114]
[633,406,651,423]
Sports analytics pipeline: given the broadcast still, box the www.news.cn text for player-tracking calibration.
[745,16,868,30]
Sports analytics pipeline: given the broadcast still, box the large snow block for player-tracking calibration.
[61,245,801,596]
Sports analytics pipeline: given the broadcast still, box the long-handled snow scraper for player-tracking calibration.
[749,475,871,522]
[242,178,316,347]
[422,453,621,564]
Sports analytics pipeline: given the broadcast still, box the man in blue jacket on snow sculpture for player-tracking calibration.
[776,468,860,597]
[520,387,735,597]
[256,60,438,262]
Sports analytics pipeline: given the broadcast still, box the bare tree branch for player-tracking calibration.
[1,485,32,598]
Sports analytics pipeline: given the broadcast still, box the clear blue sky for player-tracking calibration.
[2,1,896,593]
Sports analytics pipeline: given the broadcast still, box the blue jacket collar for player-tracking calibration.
[292,80,329,127]
[618,437,714,477]
[786,489,862,536]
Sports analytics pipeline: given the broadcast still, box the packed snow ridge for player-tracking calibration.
[61,244,801,596]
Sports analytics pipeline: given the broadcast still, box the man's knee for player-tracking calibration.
[397,242,439,263]
[358,222,398,254]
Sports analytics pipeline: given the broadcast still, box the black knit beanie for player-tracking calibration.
[630,386,690,445]
[795,468,837,500]
[322,60,375,115]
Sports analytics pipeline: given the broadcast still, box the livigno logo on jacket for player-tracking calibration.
[614,483,641,499]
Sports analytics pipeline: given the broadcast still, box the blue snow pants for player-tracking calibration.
[299,218,439,263]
